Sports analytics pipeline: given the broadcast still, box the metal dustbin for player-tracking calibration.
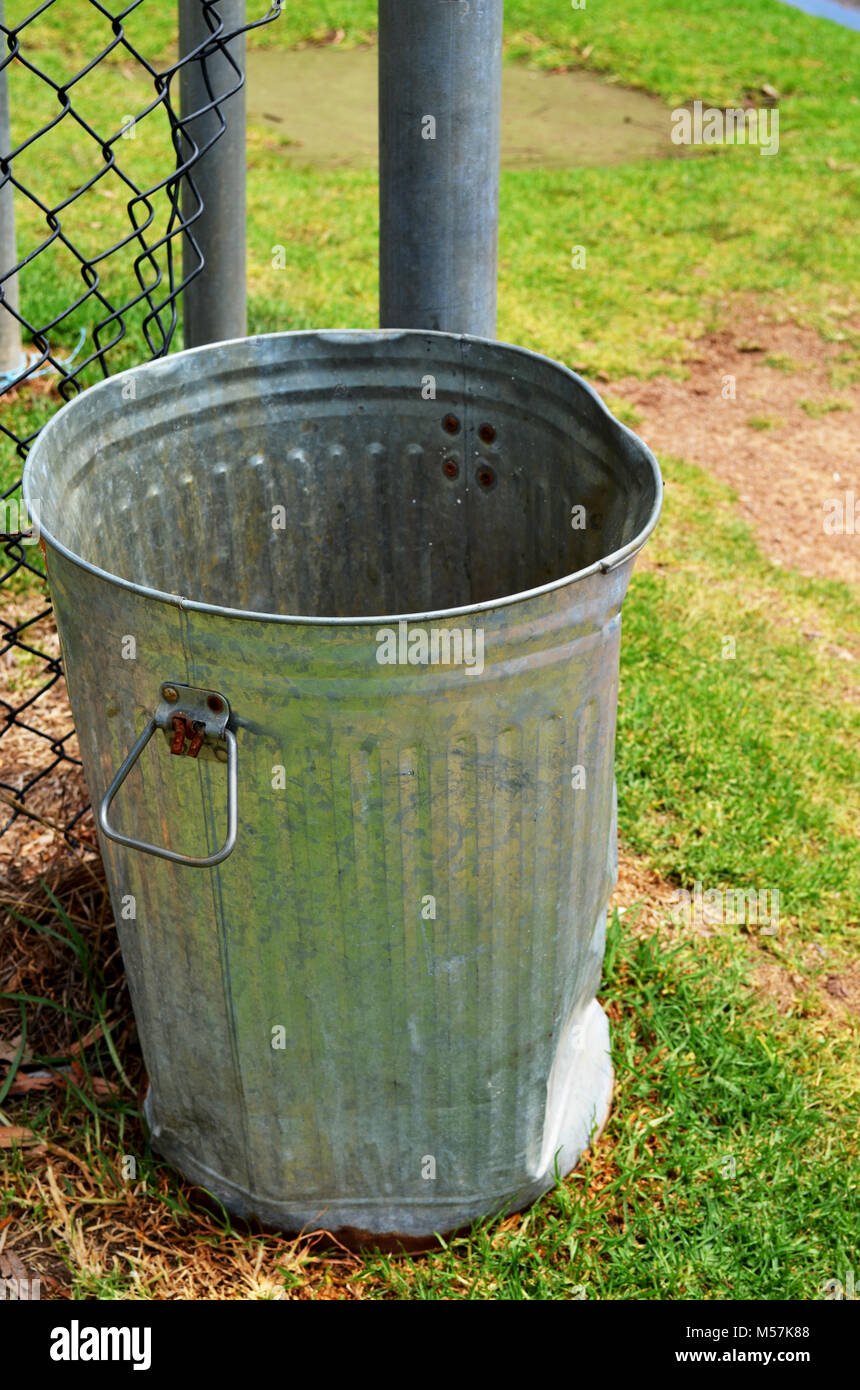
[24,329,661,1242]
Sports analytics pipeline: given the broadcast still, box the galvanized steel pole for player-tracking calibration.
[0,1,23,375]
[179,0,247,349]
[378,0,503,339]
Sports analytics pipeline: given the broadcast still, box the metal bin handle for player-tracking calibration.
[98,685,238,867]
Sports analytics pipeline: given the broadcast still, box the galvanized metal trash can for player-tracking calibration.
[24,330,661,1242]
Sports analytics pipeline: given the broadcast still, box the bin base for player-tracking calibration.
[143,997,613,1247]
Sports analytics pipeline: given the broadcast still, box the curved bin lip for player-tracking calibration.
[23,329,663,627]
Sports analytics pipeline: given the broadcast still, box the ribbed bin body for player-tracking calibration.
[24,330,661,1240]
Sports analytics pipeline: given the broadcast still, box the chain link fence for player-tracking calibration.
[0,1,277,870]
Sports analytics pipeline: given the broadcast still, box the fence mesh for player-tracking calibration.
[0,1,278,871]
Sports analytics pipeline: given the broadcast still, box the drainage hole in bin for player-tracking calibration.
[442,414,460,435]
[478,423,496,444]
[476,465,496,489]
[442,458,460,480]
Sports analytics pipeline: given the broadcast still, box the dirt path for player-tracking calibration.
[246,47,681,170]
[607,314,860,587]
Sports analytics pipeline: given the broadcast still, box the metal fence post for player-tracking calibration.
[179,0,247,349]
[0,1,23,375]
[378,0,503,339]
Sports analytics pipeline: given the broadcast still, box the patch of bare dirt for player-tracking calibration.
[751,948,860,1026]
[609,315,860,587]
[611,851,682,937]
[612,846,859,1029]
[0,591,93,882]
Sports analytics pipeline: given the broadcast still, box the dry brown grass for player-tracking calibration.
[0,855,379,1298]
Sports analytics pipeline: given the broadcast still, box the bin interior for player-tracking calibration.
[28,332,659,618]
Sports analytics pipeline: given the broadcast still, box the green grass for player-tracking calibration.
[765,353,807,372]
[619,458,860,939]
[746,414,784,429]
[799,396,853,416]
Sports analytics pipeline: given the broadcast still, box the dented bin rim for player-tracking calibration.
[23,328,663,628]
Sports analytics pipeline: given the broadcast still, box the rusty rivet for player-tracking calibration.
[207,695,225,714]
[442,414,460,435]
[478,423,496,444]
[162,685,179,703]
[187,722,205,759]
[443,458,459,479]
[477,466,496,488]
